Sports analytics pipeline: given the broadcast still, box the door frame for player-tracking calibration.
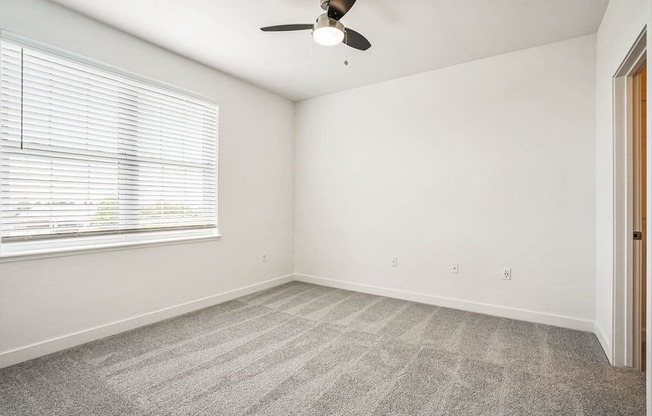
[632,62,647,371]
[613,28,647,368]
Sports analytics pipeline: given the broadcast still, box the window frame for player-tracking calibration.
[0,31,220,260]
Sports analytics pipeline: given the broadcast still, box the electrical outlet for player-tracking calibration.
[262,252,267,262]
[502,268,511,280]
[450,263,459,274]
[391,257,398,267]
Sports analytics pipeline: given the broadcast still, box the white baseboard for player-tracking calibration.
[0,272,606,369]
[0,274,294,369]
[295,274,595,332]
[594,322,613,364]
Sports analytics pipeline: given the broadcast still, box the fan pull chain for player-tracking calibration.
[309,34,314,69]
[344,31,349,66]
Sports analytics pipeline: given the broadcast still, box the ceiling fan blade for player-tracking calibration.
[344,28,371,51]
[260,24,313,32]
[327,0,357,20]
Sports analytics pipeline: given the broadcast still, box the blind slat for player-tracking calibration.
[1,37,218,246]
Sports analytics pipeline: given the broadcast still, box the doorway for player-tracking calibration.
[613,29,647,370]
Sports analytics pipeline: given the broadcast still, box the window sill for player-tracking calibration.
[0,232,222,263]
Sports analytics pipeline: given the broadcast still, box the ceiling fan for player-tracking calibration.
[260,0,371,51]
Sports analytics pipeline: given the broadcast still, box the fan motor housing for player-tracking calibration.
[313,13,345,33]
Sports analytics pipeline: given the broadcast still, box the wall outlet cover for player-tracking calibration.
[502,268,512,280]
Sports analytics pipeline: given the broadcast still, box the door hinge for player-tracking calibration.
[633,231,643,240]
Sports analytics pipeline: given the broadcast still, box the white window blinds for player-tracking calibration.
[0,35,218,255]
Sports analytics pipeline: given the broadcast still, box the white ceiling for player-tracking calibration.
[48,0,609,101]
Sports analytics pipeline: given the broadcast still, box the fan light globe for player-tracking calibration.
[313,26,344,46]
[312,14,345,46]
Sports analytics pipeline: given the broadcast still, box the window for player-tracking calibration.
[0,33,219,257]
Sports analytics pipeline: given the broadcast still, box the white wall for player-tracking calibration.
[594,0,650,364]
[0,0,295,366]
[295,35,597,330]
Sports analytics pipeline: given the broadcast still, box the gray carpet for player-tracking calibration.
[0,282,646,415]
